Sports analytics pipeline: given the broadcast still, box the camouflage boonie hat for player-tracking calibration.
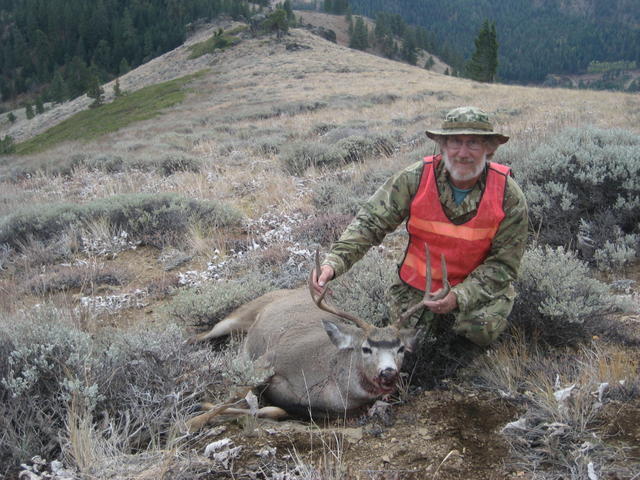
[426,106,509,144]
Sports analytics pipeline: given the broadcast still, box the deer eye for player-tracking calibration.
[398,346,405,354]
[362,347,372,354]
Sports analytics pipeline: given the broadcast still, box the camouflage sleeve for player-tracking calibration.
[451,176,529,313]
[323,161,424,277]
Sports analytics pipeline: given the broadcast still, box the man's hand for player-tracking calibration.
[423,289,457,314]
[311,265,335,295]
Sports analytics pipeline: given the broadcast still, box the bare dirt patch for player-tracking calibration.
[190,389,521,479]
[600,399,640,461]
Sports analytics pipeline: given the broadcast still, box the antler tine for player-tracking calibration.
[308,249,373,332]
[432,252,450,301]
[393,243,450,328]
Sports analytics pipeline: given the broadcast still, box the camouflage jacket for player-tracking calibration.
[323,158,529,313]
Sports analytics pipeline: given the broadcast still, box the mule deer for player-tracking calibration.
[189,245,449,423]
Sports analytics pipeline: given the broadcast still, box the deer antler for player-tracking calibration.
[308,250,373,333]
[393,243,450,328]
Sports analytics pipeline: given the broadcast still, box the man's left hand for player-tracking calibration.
[424,290,458,315]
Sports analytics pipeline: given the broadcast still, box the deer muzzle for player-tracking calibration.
[378,367,399,389]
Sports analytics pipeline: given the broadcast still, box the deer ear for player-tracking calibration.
[322,319,356,350]
[399,328,422,353]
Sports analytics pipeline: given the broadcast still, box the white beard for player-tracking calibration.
[443,151,487,182]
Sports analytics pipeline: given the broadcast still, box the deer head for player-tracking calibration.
[307,245,448,395]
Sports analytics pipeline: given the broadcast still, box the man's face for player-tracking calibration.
[442,135,490,184]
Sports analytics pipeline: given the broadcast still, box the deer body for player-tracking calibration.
[190,245,448,422]
[196,287,418,417]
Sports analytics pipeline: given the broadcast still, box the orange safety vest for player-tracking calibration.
[399,155,511,292]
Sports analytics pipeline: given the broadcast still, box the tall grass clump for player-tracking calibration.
[474,339,639,479]
[510,245,619,346]
[335,133,395,163]
[0,306,227,477]
[0,193,243,250]
[280,133,396,176]
[279,141,346,175]
[501,126,640,269]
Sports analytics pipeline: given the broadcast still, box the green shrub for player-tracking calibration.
[365,93,400,105]
[84,154,125,173]
[252,134,287,155]
[501,127,640,261]
[335,133,395,163]
[228,101,327,122]
[159,155,202,176]
[293,213,354,247]
[312,166,399,215]
[166,274,277,327]
[330,248,396,325]
[24,264,126,295]
[510,245,618,345]
[188,28,243,59]
[578,218,638,272]
[0,193,243,249]
[0,135,15,154]
[311,122,337,136]
[279,141,346,175]
[280,129,395,175]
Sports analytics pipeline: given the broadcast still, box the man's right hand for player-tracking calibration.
[311,265,335,295]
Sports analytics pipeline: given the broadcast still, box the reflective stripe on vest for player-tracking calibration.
[398,155,510,292]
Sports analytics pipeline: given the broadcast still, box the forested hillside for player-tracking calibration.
[0,0,262,106]
[348,0,640,83]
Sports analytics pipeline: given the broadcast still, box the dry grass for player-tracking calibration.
[4,29,638,223]
[472,336,640,478]
[1,23,640,480]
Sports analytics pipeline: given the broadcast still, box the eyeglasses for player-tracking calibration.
[446,137,485,151]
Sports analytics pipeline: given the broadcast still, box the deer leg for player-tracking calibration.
[187,315,248,343]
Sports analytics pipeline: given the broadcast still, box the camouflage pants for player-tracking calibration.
[387,278,516,347]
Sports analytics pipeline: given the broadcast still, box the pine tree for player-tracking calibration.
[282,0,294,22]
[35,97,45,114]
[25,103,35,119]
[350,17,369,51]
[465,20,498,82]
[401,34,417,65]
[86,74,104,108]
[8,112,17,124]
[119,58,131,75]
[48,71,69,103]
[265,8,288,39]
[0,135,15,155]
[114,78,123,97]
[333,0,348,14]
[425,56,435,70]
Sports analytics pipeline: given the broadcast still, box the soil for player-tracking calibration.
[600,398,640,460]
[191,389,524,479]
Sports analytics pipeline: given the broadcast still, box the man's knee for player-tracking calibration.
[452,314,508,346]
[452,286,515,346]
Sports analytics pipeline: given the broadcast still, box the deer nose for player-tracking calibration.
[379,367,398,382]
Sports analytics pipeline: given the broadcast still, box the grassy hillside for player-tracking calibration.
[0,25,639,480]
[14,72,205,155]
